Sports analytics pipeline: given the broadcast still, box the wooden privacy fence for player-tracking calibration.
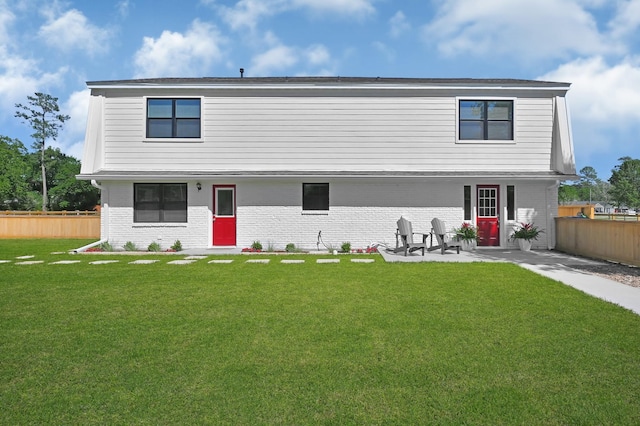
[555,217,640,267]
[558,205,595,219]
[0,211,100,239]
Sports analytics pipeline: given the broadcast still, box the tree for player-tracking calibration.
[0,136,38,210]
[609,157,640,210]
[15,93,70,211]
[558,182,579,205]
[44,147,100,210]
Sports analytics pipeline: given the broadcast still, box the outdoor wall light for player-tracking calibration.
[196,182,202,191]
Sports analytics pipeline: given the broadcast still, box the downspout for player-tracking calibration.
[546,180,559,250]
[72,179,108,253]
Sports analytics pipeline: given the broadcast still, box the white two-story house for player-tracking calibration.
[77,77,576,251]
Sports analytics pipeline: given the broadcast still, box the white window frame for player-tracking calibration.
[143,96,204,143]
[456,97,517,144]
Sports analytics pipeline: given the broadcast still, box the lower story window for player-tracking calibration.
[134,183,187,223]
[303,183,329,211]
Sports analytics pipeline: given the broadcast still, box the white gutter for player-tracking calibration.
[546,180,560,250]
[71,238,107,254]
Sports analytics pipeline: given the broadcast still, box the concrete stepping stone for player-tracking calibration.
[50,260,82,265]
[167,259,197,265]
[317,259,340,264]
[281,259,305,264]
[129,259,159,264]
[246,259,270,264]
[50,252,66,255]
[351,259,375,263]
[15,260,44,265]
[16,255,35,259]
[0,260,11,264]
[184,256,207,260]
[208,259,234,264]
[90,260,120,265]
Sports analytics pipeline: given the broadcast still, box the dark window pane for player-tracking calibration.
[163,184,187,202]
[147,99,173,118]
[464,185,471,220]
[460,122,484,140]
[459,101,484,119]
[148,119,173,138]
[176,99,201,118]
[487,101,512,120]
[217,189,234,216]
[487,122,512,140]
[176,119,201,138]
[507,185,515,220]
[303,183,329,210]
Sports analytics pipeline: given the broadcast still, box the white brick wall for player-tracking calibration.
[100,179,556,251]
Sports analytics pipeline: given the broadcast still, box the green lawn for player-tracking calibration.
[1,239,640,424]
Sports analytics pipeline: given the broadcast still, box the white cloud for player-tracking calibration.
[540,56,640,124]
[609,0,640,39]
[251,45,299,75]
[291,0,375,15]
[0,3,15,44]
[217,0,375,31]
[249,38,333,76]
[389,10,410,38]
[63,89,90,138]
[54,89,90,160]
[0,46,67,112]
[423,0,616,61]
[117,0,131,18]
[539,56,640,165]
[305,44,330,65]
[133,20,227,78]
[38,8,112,55]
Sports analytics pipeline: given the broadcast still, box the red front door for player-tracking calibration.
[477,185,500,246]
[212,185,236,246]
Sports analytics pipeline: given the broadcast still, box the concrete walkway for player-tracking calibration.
[380,248,640,316]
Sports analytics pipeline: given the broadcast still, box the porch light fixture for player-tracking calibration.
[196,182,202,191]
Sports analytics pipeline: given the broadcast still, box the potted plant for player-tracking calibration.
[454,222,479,251]
[510,222,543,251]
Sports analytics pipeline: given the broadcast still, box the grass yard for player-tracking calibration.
[1,239,640,424]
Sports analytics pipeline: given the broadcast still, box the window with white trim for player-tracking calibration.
[134,183,187,223]
[459,100,513,141]
[146,99,201,138]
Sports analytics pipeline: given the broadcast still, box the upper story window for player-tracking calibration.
[147,98,201,138]
[459,100,513,141]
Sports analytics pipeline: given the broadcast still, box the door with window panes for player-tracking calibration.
[212,185,236,246]
[477,185,500,246]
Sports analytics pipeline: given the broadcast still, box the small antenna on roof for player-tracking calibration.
[239,68,244,78]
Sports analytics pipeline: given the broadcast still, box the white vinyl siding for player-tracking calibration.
[98,89,554,173]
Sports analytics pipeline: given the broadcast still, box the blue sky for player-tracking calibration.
[1,0,639,181]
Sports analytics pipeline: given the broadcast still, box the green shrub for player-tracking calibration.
[251,240,263,251]
[285,243,296,253]
[147,242,162,252]
[123,241,137,251]
[99,241,113,252]
[171,240,183,251]
[341,242,351,253]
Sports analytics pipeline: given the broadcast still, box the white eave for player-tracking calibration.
[77,170,578,181]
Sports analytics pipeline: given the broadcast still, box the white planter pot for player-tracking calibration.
[517,239,532,251]
[461,240,476,251]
